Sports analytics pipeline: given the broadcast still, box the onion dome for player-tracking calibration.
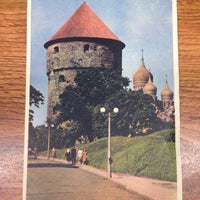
[161,80,173,99]
[133,57,153,91]
[44,2,125,49]
[133,58,149,82]
[143,77,157,96]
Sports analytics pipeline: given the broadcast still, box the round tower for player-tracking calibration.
[44,2,125,121]
[161,79,173,109]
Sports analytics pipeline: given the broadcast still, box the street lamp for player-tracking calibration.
[45,122,54,159]
[100,107,119,178]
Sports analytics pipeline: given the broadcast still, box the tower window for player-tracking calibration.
[84,44,89,52]
[53,106,57,114]
[54,46,59,53]
[59,75,65,82]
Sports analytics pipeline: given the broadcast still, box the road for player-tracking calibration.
[26,159,150,200]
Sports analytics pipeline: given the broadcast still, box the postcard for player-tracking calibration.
[24,1,181,199]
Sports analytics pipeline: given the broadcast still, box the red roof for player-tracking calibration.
[44,2,125,48]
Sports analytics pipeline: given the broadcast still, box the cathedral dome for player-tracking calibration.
[161,80,173,99]
[143,77,157,95]
[133,58,153,83]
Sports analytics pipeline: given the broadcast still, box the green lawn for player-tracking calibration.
[40,129,177,182]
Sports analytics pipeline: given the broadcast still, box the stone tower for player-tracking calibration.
[44,2,125,121]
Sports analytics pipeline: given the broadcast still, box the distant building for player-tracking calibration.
[132,55,174,123]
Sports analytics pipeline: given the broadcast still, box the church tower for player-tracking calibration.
[44,2,125,121]
[133,52,153,91]
[143,77,157,101]
[161,78,174,109]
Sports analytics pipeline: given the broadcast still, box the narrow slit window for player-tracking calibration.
[84,44,89,52]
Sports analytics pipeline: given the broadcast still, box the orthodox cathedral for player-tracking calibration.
[133,53,174,123]
[44,2,174,124]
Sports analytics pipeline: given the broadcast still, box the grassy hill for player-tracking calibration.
[45,129,177,182]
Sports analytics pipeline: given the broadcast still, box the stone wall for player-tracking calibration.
[46,40,123,120]
[46,41,122,73]
[47,69,77,120]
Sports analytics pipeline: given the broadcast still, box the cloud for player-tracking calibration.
[123,0,172,38]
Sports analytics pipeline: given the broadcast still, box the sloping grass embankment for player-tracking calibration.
[40,129,177,182]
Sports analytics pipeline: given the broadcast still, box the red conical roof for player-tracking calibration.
[44,2,125,48]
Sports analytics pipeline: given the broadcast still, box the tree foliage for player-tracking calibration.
[28,69,173,150]
[54,68,167,144]
[31,125,48,151]
[55,68,129,141]
[29,85,44,122]
[28,85,44,149]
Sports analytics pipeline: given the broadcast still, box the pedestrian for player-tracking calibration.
[82,149,88,165]
[65,148,71,164]
[77,148,83,165]
[33,146,38,159]
[28,147,32,157]
[71,146,77,166]
[52,147,56,160]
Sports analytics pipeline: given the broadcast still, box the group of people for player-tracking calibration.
[65,147,88,166]
[28,146,87,165]
[28,146,38,159]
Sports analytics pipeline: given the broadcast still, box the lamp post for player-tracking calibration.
[100,107,119,178]
[45,122,54,159]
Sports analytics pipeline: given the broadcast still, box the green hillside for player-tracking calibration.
[45,129,177,182]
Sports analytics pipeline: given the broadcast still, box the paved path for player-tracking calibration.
[80,165,177,200]
[27,159,148,200]
[35,157,177,200]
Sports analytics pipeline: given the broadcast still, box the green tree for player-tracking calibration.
[93,89,158,138]
[34,125,48,151]
[55,68,129,142]
[52,121,81,148]
[55,68,165,143]
[29,85,45,148]
[29,85,44,122]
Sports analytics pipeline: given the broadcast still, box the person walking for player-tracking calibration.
[28,147,32,157]
[65,148,71,164]
[71,146,77,166]
[52,147,56,160]
[33,146,38,159]
[82,149,88,165]
[77,148,83,165]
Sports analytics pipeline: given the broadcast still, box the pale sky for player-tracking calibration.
[30,0,175,126]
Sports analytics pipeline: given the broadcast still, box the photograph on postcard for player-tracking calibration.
[25,1,180,199]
